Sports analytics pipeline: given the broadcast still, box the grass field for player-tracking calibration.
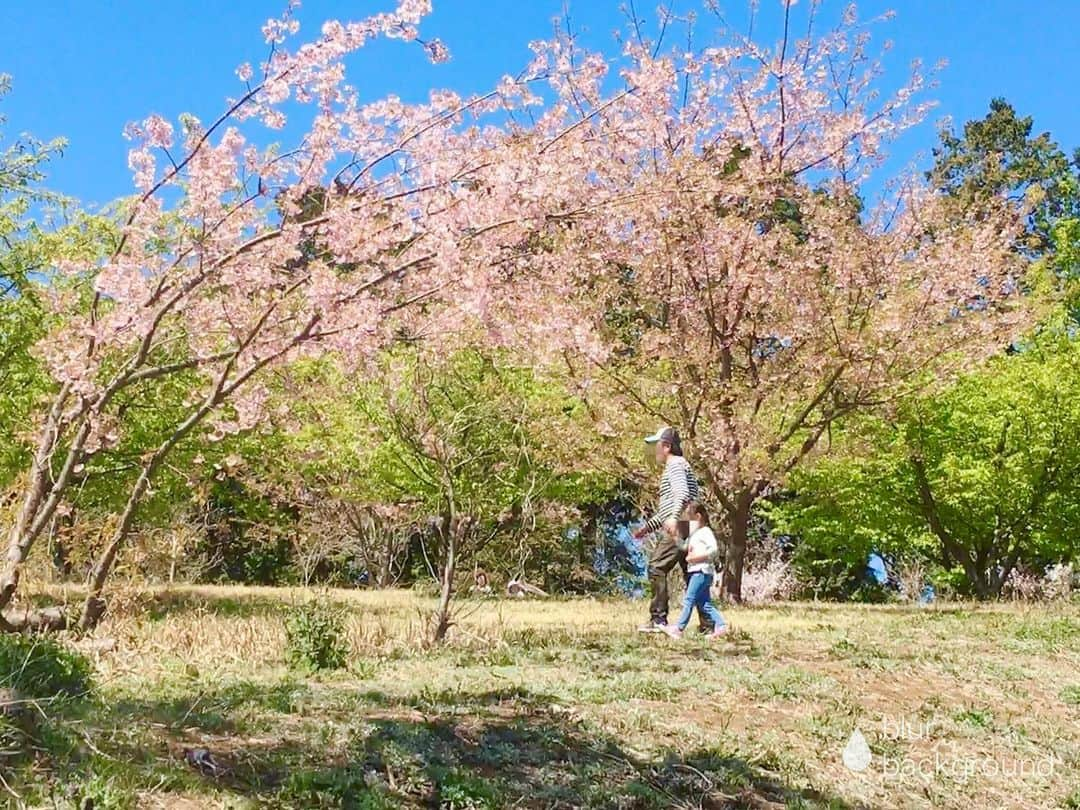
[5,586,1079,809]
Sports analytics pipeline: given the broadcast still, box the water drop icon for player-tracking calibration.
[842,728,872,772]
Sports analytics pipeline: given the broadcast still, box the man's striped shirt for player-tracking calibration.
[644,455,700,533]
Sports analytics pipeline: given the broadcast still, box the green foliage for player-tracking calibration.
[929,97,1080,261]
[269,348,616,587]
[773,336,1080,598]
[285,598,349,672]
[0,294,48,485]
[1013,616,1080,651]
[195,467,297,584]
[437,772,498,809]
[0,215,116,490]
[354,350,588,521]
[281,766,392,809]
[0,212,110,491]
[0,78,82,487]
[0,633,92,698]
[929,97,1080,330]
[0,74,67,292]
[953,707,994,730]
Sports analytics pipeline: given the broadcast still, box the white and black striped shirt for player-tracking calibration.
[644,455,700,533]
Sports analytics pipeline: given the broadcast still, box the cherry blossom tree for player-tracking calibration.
[0,0,615,631]
[541,2,1032,600]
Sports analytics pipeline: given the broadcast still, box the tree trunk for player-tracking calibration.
[432,523,457,644]
[909,453,998,599]
[0,391,85,617]
[2,606,67,632]
[79,463,155,630]
[78,382,229,630]
[969,567,992,599]
[48,510,74,580]
[720,490,754,603]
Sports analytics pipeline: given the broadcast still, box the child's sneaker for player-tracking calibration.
[710,625,729,640]
[662,625,684,639]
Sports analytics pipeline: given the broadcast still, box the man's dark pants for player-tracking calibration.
[648,537,715,632]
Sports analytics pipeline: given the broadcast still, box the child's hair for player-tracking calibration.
[684,500,709,526]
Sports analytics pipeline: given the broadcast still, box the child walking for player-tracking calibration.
[664,501,727,639]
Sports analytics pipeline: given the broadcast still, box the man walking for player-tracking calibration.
[633,426,711,633]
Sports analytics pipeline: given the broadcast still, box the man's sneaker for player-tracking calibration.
[637,621,666,633]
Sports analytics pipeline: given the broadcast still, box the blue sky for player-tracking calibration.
[2,1,1077,207]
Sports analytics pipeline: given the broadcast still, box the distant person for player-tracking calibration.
[663,500,727,639]
[633,426,712,633]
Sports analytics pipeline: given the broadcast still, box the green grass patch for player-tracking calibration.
[0,633,92,698]
[285,598,349,672]
[747,667,831,702]
[953,707,994,730]
[1012,616,1080,650]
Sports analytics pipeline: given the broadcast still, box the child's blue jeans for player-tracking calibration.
[675,571,726,632]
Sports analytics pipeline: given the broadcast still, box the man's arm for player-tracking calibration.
[637,464,680,536]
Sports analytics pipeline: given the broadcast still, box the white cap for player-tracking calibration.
[644,426,679,446]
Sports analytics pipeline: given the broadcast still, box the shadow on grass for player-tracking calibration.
[20,587,293,620]
[258,713,857,810]
[140,588,293,620]
[110,586,432,622]
[36,680,859,810]
[109,678,314,736]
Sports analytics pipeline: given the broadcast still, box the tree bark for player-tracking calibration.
[0,389,84,618]
[720,489,755,602]
[909,453,992,598]
[432,519,458,644]
[48,509,74,580]
[79,458,159,630]
[78,316,319,630]
[0,606,67,632]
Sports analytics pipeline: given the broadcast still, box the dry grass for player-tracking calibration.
[7,585,1080,809]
